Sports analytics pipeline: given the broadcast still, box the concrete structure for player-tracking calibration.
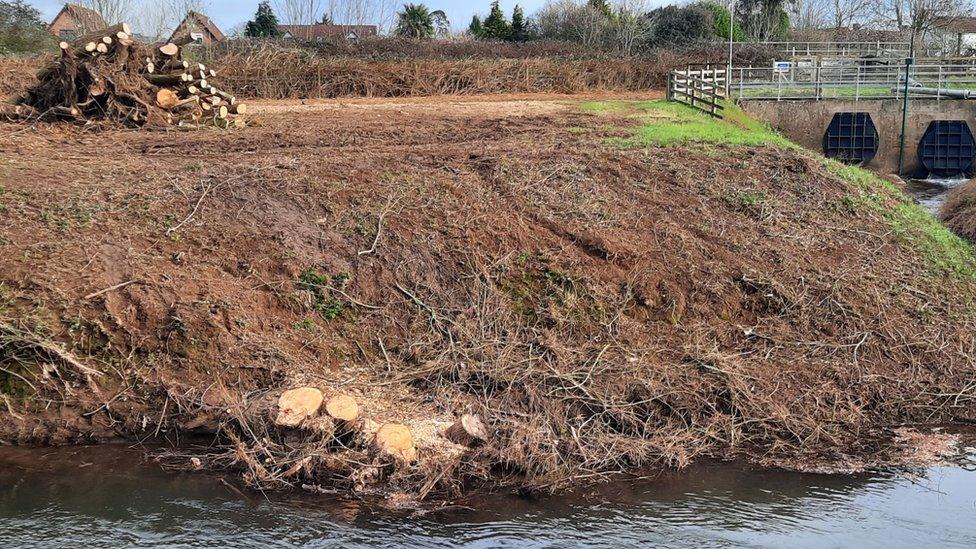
[278,24,378,43]
[743,99,976,175]
[169,11,225,46]
[48,3,106,40]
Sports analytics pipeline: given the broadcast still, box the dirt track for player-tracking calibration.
[1,96,975,502]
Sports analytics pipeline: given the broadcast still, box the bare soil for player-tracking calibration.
[1,96,975,503]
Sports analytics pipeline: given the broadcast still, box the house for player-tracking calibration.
[48,3,107,40]
[169,11,226,46]
[277,24,378,43]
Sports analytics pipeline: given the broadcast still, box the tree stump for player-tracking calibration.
[275,387,323,428]
[373,423,417,462]
[443,414,489,447]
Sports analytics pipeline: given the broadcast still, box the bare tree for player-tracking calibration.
[872,0,972,47]
[275,0,325,27]
[788,0,831,31]
[79,0,135,25]
[829,0,875,28]
[131,0,210,42]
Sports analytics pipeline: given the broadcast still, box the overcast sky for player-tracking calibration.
[31,1,555,33]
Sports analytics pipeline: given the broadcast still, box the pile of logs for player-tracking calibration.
[9,23,246,128]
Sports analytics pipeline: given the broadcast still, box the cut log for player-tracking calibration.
[155,88,179,109]
[216,105,229,119]
[159,43,180,57]
[172,33,196,47]
[145,73,186,87]
[229,103,247,115]
[84,42,98,53]
[101,36,113,45]
[275,387,324,428]
[96,43,108,54]
[146,61,155,74]
[443,414,489,447]
[59,41,70,51]
[373,423,417,462]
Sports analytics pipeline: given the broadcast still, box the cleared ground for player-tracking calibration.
[1,96,975,502]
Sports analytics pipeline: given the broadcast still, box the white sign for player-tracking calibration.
[773,61,793,74]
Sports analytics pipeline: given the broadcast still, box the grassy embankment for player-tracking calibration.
[581,99,976,279]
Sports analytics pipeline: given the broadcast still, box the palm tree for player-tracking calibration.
[394,3,435,39]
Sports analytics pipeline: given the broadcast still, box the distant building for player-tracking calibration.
[277,24,378,43]
[935,17,976,55]
[169,11,226,46]
[48,3,107,40]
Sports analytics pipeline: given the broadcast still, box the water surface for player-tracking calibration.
[1,442,975,548]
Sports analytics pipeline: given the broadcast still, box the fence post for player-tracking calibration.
[667,71,672,101]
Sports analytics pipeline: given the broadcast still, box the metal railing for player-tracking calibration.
[734,41,939,58]
[668,65,726,117]
[730,61,976,101]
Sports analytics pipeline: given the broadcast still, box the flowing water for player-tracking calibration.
[1,440,975,548]
[905,176,970,215]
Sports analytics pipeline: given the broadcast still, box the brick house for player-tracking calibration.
[168,11,226,46]
[48,4,107,41]
[278,24,378,43]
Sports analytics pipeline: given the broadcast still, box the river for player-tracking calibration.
[1,439,974,548]
[906,176,970,215]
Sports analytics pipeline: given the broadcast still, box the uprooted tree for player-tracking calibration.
[6,23,247,128]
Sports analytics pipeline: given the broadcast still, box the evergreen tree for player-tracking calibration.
[587,0,612,18]
[245,1,281,38]
[481,0,511,40]
[394,3,435,39]
[0,0,54,55]
[469,14,483,37]
[319,13,334,25]
[510,4,527,42]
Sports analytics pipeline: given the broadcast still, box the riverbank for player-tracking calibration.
[1,96,976,502]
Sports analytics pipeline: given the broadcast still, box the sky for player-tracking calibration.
[30,1,553,34]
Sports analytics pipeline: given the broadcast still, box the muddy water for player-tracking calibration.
[906,176,970,215]
[1,443,975,548]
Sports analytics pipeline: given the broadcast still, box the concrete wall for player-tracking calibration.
[742,99,976,176]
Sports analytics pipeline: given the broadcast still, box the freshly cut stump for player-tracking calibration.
[325,395,359,422]
[444,414,489,447]
[275,387,324,428]
[374,423,417,462]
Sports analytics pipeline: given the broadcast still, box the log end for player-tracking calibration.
[325,395,359,423]
[374,423,417,462]
[444,414,489,447]
[275,387,324,428]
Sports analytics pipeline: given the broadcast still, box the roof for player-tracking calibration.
[170,11,226,42]
[50,3,107,33]
[277,24,379,40]
[937,16,976,34]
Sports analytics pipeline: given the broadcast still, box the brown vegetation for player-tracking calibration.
[940,180,976,243]
[1,98,974,503]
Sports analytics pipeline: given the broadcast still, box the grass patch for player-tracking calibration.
[583,100,794,148]
[297,269,348,321]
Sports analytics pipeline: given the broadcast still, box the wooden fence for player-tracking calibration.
[668,65,726,118]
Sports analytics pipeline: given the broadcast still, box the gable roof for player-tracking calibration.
[51,3,107,33]
[171,11,226,42]
[277,24,378,41]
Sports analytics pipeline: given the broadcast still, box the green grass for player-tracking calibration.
[582,100,795,148]
[825,161,976,279]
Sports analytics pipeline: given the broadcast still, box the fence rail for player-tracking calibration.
[733,41,938,58]
[730,61,976,101]
[668,65,726,117]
